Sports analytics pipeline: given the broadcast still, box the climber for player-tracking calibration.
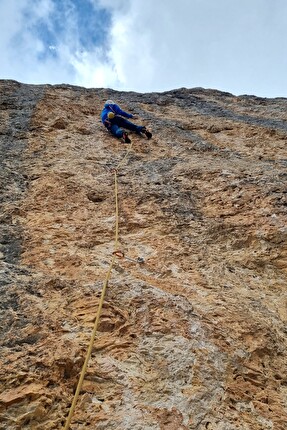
[101,100,152,143]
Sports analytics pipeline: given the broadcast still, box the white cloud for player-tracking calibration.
[1,0,287,96]
[82,0,287,96]
[70,48,119,88]
[112,0,287,95]
[0,0,70,83]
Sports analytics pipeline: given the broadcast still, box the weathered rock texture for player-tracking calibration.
[0,80,287,430]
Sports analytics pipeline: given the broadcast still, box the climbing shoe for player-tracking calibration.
[145,130,152,139]
[122,132,131,144]
[141,127,152,139]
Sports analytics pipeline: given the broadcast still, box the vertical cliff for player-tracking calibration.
[0,80,287,429]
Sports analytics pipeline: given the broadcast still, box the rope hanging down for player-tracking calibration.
[63,144,132,430]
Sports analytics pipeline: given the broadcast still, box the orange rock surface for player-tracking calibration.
[0,80,286,429]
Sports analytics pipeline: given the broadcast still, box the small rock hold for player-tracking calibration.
[87,191,105,202]
[51,118,68,129]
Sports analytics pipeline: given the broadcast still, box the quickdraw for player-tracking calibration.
[112,250,144,264]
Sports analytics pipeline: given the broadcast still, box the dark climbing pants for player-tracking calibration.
[108,116,144,138]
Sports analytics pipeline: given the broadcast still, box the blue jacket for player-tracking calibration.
[101,102,133,127]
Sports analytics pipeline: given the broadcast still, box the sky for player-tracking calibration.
[1,0,287,98]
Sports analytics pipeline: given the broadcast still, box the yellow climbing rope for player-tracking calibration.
[63,143,132,430]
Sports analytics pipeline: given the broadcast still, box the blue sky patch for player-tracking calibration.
[21,0,112,61]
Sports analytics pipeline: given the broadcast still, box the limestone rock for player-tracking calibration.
[0,80,287,429]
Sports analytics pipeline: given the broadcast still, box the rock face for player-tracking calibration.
[0,80,287,430]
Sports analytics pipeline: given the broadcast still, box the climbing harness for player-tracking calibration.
[63,140,142,429]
